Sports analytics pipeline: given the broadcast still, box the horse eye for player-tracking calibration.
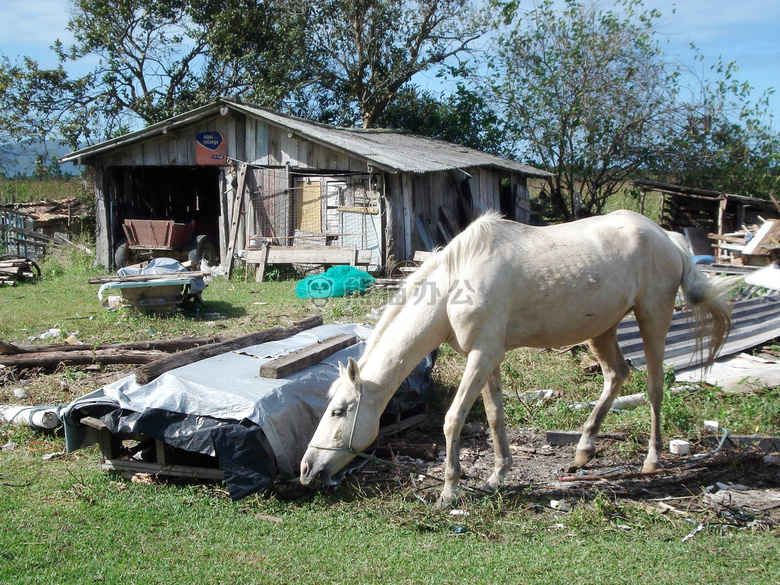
[331,408,344,417]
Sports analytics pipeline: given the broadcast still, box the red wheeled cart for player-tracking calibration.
[114,219,219,268]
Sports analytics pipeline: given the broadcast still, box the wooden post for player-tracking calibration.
[224,163,249,279]
[254,242,268,283]
[258,334,358,379]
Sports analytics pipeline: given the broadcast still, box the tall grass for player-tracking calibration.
[0,176,86,205]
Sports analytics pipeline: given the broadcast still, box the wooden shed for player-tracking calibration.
[632,179,779,256]
[61,97,551,273]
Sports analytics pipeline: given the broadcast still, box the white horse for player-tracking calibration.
[300,210,733,506]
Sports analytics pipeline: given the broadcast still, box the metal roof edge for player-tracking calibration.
[60,100,230,164]
[59,97,552,179]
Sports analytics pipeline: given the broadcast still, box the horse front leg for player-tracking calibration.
[480,367,512,493]
[438,350,500,508]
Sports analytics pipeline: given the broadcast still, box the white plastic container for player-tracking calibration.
[669,439,690,456]
[703,420,719,432]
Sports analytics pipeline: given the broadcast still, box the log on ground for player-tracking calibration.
[0,349,166,369]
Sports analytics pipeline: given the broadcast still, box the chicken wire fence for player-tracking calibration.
[249,172,381,277]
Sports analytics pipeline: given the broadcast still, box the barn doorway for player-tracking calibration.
[108,166,221,267]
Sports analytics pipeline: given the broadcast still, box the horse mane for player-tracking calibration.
[359,255,440,365]
[439,210,510,275]
[360,211,508,365]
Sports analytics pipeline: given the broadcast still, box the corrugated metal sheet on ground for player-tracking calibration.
[618,294,780,371]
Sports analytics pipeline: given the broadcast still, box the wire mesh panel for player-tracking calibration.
[250,171,382,270]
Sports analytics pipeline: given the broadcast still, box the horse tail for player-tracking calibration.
[666,231,739,367]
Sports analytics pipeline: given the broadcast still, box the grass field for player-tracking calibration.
[1,245,778,585]
[0,176,86,206]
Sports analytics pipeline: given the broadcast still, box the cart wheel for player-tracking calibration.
[188,235,219,268]
[114,238,131,269]
[389,259,420,279]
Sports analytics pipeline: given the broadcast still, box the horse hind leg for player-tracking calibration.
[575,325,631,467]
[634,305,675,472]
[480,367,513,493]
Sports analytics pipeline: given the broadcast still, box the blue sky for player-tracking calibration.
[0,0,778,127]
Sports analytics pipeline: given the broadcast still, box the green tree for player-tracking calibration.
[378,83,509,154]
[0,56,88,172]
[489,0,684,220]
[656,58,780,197]
[304,0,487,128]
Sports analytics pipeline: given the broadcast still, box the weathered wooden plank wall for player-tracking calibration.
[83,107,537,270]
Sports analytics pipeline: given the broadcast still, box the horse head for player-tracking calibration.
[300,356,380,488]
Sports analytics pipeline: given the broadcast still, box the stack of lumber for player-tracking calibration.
[87,270,211,285]
[0,257,41,285]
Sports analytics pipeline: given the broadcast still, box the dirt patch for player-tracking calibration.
[351,422,780,526]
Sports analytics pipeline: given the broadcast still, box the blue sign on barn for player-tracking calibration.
[196,132,227,165]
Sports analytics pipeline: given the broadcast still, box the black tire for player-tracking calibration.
[114,238,131,269]
[188,235,219,267]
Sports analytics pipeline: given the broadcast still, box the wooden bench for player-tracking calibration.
[245,244,372,282]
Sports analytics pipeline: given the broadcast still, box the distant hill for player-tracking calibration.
[1,142,81,177]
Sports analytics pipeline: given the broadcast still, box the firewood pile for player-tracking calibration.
[0,257,41,285]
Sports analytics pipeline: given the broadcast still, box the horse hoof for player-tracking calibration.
[480,475,505,494]
[574,448,595,468]
[641,461,661,473]
[434,492,458,509]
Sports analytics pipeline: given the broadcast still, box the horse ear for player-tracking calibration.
[346,356,360,385]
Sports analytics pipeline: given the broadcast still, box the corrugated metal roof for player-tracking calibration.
[62,98,552,178]
[59,102,227,164]
[1,197,89,225]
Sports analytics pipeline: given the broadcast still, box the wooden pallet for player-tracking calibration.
[80,403,429,482]
[81,416,223,480]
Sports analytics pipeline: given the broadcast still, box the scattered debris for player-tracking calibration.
[670,439,691,456]
[549,499,572,512]
[682,522,706,542]
[126,472,158,485]
[253,513,283,523]
[28,328,64,342]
